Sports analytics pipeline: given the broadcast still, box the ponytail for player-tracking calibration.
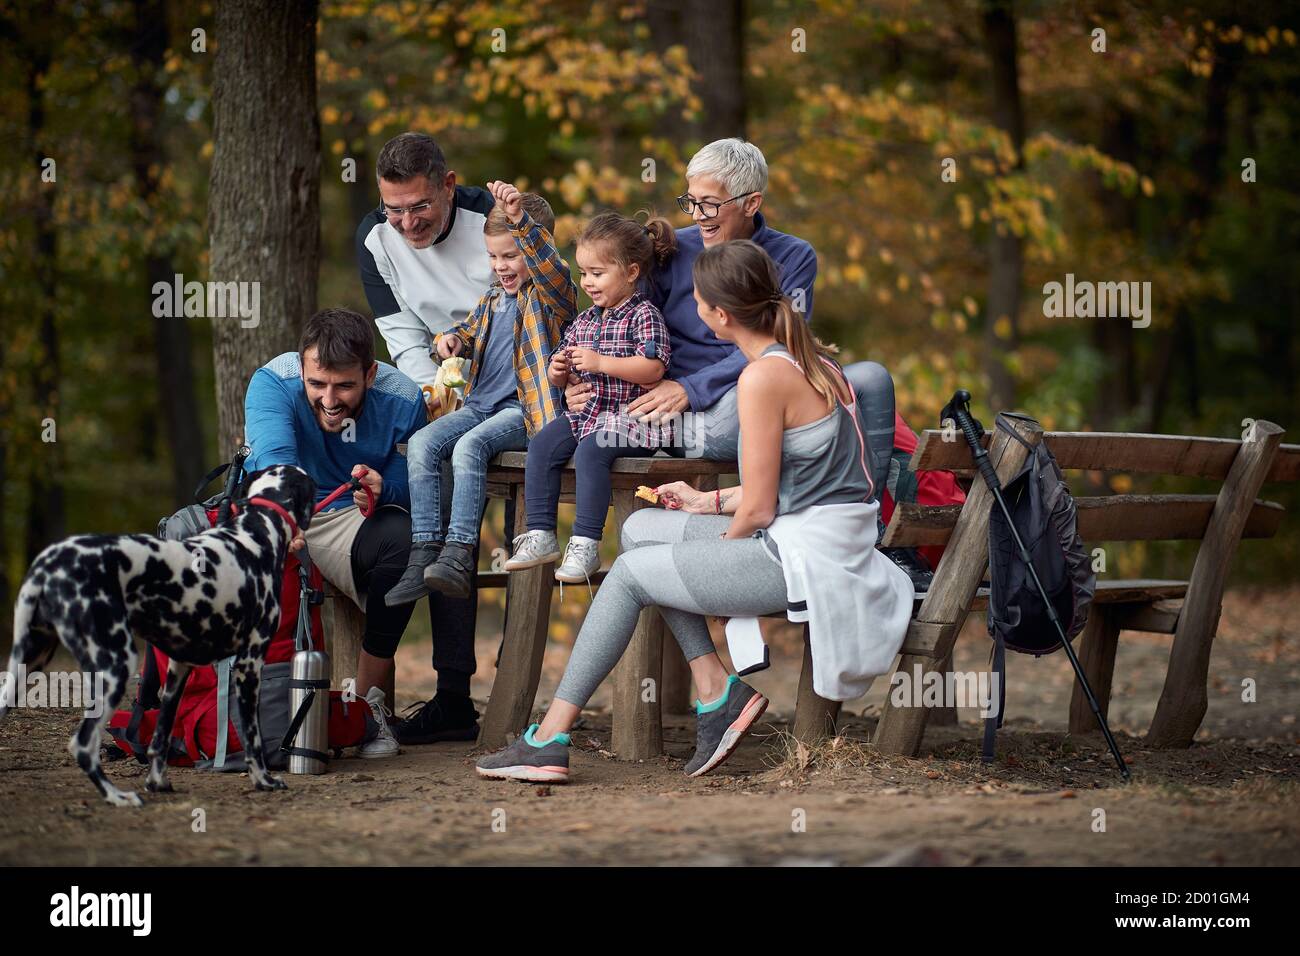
[644,215,678,266]
[772,297,845,410]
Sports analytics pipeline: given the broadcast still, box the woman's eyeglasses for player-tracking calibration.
[675,191,757,219]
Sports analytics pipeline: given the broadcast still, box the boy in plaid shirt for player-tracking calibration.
[506,211,677,584]
[386,182,576,604]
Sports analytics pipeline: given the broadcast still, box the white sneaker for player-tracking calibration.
[359,687,400,759]
[504,529,561,570]
[555,536,601,584]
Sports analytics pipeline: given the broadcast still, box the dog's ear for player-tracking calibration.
[232,466,259,503]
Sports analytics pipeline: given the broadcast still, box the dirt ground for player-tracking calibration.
[1,586,1296,866]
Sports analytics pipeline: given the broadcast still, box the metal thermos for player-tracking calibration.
[287,649,331,775]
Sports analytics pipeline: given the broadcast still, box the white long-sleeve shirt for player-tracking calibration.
[355,186,495,389]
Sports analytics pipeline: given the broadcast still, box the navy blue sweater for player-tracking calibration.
[646,212,818,411]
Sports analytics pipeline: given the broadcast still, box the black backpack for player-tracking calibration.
[983,412,1095,760]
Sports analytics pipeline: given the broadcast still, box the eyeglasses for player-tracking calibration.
[675,191,757,219]
[382,200,436,219]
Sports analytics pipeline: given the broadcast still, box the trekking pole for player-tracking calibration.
[947,390,1130,782]
[216,444,252,526]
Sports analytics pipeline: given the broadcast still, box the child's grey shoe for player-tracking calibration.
[554,535,601,584]
[684,676,768,777]
[384,541,441,606]
[476,724,570,783]
[425,541,475,599]
[504,530,561,571]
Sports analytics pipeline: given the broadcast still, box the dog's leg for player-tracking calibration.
[70,638,140,808]
[233,648,286,792]
[145,658,193,793]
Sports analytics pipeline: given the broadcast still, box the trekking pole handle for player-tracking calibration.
[948,390,1000,489]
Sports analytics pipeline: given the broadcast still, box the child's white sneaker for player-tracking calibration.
[555,536,601,584]
[504,530,561,570]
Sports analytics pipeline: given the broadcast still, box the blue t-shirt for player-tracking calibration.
[464,293,522,415]
[243,352,427,512]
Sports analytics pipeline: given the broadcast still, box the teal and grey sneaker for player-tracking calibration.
[476,724,571,783]
[554,535,601,584]
[683,675,768,777]
[503,530,561,571]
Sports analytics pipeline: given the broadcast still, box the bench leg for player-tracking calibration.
[478,487,555,749]
[1147,420,1283,748]
[660,638,693,714]
[793,624,841,744]
[610,490,663,759]
[929,648,959,726]
[1068,607,1120,735]
[323,583,365,690]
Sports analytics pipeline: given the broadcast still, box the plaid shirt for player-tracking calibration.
[557,291,674,447]
[440,210,577,438]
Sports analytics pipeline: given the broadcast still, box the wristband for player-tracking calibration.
[715,489,721,514]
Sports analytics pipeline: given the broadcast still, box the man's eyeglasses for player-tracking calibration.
[382,200,436,219]
[675,191,757,219]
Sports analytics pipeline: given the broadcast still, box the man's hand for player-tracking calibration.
[436,334,463,360]
[627,378,689,422]
[565,379,593,413]
[352,464,382,510]
[568,346,603,375]
[487,180,523,223]
[289,532,307,554]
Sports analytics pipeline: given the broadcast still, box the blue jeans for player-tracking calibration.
[407,404,528,545]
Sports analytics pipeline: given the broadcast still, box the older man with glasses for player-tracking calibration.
[563,138,818,461]
[353,132,495,745]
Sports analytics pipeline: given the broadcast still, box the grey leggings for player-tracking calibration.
[553,508,789,708]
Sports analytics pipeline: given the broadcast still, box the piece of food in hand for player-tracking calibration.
[635,485,660,505]
[439,355,467,389]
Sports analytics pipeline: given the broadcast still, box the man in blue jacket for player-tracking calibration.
[564,138,818,460]
[244,308,428,757]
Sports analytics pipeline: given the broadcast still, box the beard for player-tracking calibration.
[313,391,366,433]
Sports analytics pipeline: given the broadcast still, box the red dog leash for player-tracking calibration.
[244,467,378,540]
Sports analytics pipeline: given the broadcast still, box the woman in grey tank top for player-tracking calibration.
[477,240,868,784]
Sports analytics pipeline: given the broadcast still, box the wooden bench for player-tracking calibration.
[874,416,1297,754]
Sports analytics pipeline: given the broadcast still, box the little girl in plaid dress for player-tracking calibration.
[505,211,677,583]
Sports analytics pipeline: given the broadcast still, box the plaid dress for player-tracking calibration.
[557,291,674,447]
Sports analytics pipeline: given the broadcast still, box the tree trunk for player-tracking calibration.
[25,33,65,565]
[979,0,1024,413]
[646,0,746,144]
[209,0,321,454]
[130,0,206,506]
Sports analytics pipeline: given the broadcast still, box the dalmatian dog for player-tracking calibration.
[0,464,316,807]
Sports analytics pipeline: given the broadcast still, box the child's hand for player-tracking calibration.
[436,335,463,360]
[569,347,603,375]
[487,180,523,223]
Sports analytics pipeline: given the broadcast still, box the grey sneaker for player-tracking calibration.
[683,676,768,777]
[359,687,400,759]
[476,724,570,783]
[384,541,441,606]
[555,535,601,584]
[503,530,561,571]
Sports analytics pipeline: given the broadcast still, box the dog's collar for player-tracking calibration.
[245,496,300,541]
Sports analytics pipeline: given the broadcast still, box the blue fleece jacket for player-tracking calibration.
[244,352,427,512]
[646,212,818,411]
